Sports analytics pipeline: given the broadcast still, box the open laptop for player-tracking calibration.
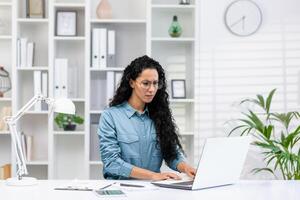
[152,136,252,190]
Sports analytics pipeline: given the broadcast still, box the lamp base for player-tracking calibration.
[6,177,38,186]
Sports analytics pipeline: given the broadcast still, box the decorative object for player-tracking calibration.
[224,0,263,37]
[54,113,84,131]
[96,0,112,19]
[168,15,182,37]
[179,0,190,5]
[229,89,300,180]
[171,79,186,99]
[0,66,11,97]
[56,11,77,36]
[26,0,45,18]
[5,95,75,186]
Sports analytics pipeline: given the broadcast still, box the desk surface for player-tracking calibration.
[1,180,299,200]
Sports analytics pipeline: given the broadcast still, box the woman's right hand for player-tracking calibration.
[151,172,181,181]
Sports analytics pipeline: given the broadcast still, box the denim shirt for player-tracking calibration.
[98,102,185,179]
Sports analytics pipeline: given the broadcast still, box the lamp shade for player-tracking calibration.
[52,98,75,115]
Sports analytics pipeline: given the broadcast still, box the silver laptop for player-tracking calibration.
[152,136,251,190]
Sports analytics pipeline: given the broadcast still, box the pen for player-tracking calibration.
[120,183,145,188]
[99,182,116,190]
[54,187,93,191]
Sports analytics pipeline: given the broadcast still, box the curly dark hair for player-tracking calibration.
[110,55,183,163]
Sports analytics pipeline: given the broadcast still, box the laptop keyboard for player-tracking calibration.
[172,180,194,185]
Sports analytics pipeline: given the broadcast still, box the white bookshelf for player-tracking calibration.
[1,0,198,180]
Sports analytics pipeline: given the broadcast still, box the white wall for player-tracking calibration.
[195,0,300,179]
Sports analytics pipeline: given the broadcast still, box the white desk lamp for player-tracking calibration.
[5,94,75,186]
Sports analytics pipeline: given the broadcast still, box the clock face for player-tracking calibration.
[224,0,262,36]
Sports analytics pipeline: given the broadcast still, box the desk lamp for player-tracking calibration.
[5,94,75,186]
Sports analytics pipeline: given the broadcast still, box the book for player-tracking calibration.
[106,71,114,105]
[41,71,48,110]
[33,71,42,111]
[26,135,33,161]
[0,164,11,180]
[26,42,34,68]
[20,38,28,68]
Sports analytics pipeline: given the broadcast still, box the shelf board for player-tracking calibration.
[17,66,48,71]
[25,111,48,114]
[90,110,104,114]
[0,97,12,101]
[180,131,194,136]
[0,131,10,135]
[71,98,85,102]
[91,19,146,24]
[0,35,12,40]
[53,131,85,135]
[26,161,48,165]
[90,67,125,72]
[170,98,195,103]
[17,18,49,23]
[89,161,103,165]
[54,2,85,8]
[54,36,85,41]
[152,37,195,42]
[151,4,195,9]
[0,2,12,6]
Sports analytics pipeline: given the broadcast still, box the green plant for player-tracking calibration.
[54,113,84,129]
[229,89,300,180]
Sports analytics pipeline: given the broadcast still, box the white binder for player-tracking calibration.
[107,30,115,68]
[99,28,107,69]
[54,59,68,98]
[26,42,34,68]
[20,38,28,68]
[92,28,100,69]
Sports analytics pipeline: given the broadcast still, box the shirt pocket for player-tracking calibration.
[118,134,140,158]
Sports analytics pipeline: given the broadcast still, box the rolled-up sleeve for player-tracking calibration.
[98,111,134,179]
[166,147,186,172]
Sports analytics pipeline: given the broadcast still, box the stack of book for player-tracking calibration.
[17,38,35,68]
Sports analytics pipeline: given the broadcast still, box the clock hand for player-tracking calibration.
[242,16,245,31]
[230,16,246,28]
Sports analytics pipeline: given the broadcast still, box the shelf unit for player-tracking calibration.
[1,0,198,180]
[0,0,13,177]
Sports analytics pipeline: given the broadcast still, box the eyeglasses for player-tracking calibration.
[137,80,163,90]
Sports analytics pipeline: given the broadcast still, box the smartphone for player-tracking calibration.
[94,190,126,197]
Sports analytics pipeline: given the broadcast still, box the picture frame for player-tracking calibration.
[26,0,45,18]
[56,11,77,36]
[171,79,186,99]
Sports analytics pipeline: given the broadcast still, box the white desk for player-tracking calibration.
[0,180,299,200]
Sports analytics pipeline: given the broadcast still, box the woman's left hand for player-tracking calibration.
[177,162,196,178]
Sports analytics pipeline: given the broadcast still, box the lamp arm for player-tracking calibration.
[5,94,53,180]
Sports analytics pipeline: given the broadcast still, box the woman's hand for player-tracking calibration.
[177,162,196,178]
[151,172,181,181]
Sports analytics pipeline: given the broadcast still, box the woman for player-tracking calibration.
[98,55,196,180]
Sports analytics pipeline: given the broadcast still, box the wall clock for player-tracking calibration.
[224,0,263,37]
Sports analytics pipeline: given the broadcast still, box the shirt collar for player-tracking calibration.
[123,101,149,118]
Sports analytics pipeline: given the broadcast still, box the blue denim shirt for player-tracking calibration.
[98,102,185,179]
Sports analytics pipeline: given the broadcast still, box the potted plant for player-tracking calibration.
[229,89,300,180]
[54,113,84,131]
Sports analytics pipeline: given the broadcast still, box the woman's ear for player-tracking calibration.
[129,79,135,88]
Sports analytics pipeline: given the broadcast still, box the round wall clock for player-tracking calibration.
[224,0,263,37]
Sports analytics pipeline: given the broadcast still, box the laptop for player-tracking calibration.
[152,136,252,190]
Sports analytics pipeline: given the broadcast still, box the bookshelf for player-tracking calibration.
[0,0,199,180]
